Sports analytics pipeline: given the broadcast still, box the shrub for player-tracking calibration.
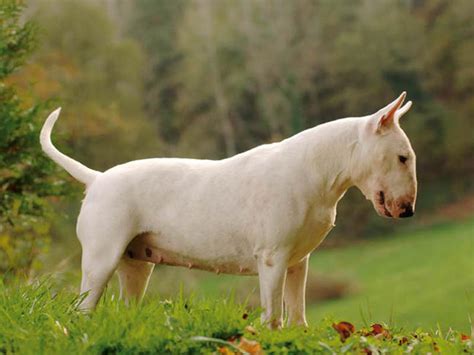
[0,1,71,277]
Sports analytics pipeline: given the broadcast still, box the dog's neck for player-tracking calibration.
[282,116,365,207]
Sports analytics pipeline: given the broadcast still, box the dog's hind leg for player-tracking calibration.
[79,252,121,310]
[78,242,125,311]
[116,257,154,304]
[76,208,133,311]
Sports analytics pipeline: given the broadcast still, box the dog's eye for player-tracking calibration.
[398,155,408,164]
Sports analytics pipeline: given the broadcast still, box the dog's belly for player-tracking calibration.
[125,232,258,275]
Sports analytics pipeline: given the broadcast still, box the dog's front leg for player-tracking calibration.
[257,251,288,329]
[284,255,309,327]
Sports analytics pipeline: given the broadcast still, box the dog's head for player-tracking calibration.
[354,92,417,219]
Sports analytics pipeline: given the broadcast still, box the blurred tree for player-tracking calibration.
[129,0,186,153]
[0,1,71,277]
[419,0,474,178]
[1,0,165,275]
[131,0,320,157]
[15,0,162,171]
[130,0,473,238]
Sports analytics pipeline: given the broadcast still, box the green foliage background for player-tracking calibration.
[0,1,71,276]
[129,0,473,238]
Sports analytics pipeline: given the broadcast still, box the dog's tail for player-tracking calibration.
[40,108,100,186]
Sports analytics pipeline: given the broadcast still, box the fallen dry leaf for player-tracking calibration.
[369,323,390,338]
[370,323,384,335]
[332,321,355,342]
[398,336,409,345]
[218,346,235,355]
[238,337,263,355]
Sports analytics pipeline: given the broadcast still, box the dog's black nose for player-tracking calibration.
[399,204,414,218]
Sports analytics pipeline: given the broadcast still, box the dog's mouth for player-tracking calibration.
[377,191,393,218]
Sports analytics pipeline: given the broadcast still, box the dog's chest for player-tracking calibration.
[288,205,336,265]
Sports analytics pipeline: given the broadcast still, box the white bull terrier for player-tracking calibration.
[40,92,416,328]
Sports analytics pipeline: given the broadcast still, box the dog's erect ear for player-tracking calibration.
[373,92,407,133]
[396,100,412,120]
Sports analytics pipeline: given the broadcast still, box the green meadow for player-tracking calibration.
[307,219,474,332]
[1,220,473,354]
[0,283,471,354]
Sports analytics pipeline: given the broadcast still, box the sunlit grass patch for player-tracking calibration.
[0,279,472,354]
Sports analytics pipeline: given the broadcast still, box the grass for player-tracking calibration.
[0,279,472,354]
[307,219,474,332]
[2,219,472,353]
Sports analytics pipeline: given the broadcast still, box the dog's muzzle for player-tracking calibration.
[377,191,415,219]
